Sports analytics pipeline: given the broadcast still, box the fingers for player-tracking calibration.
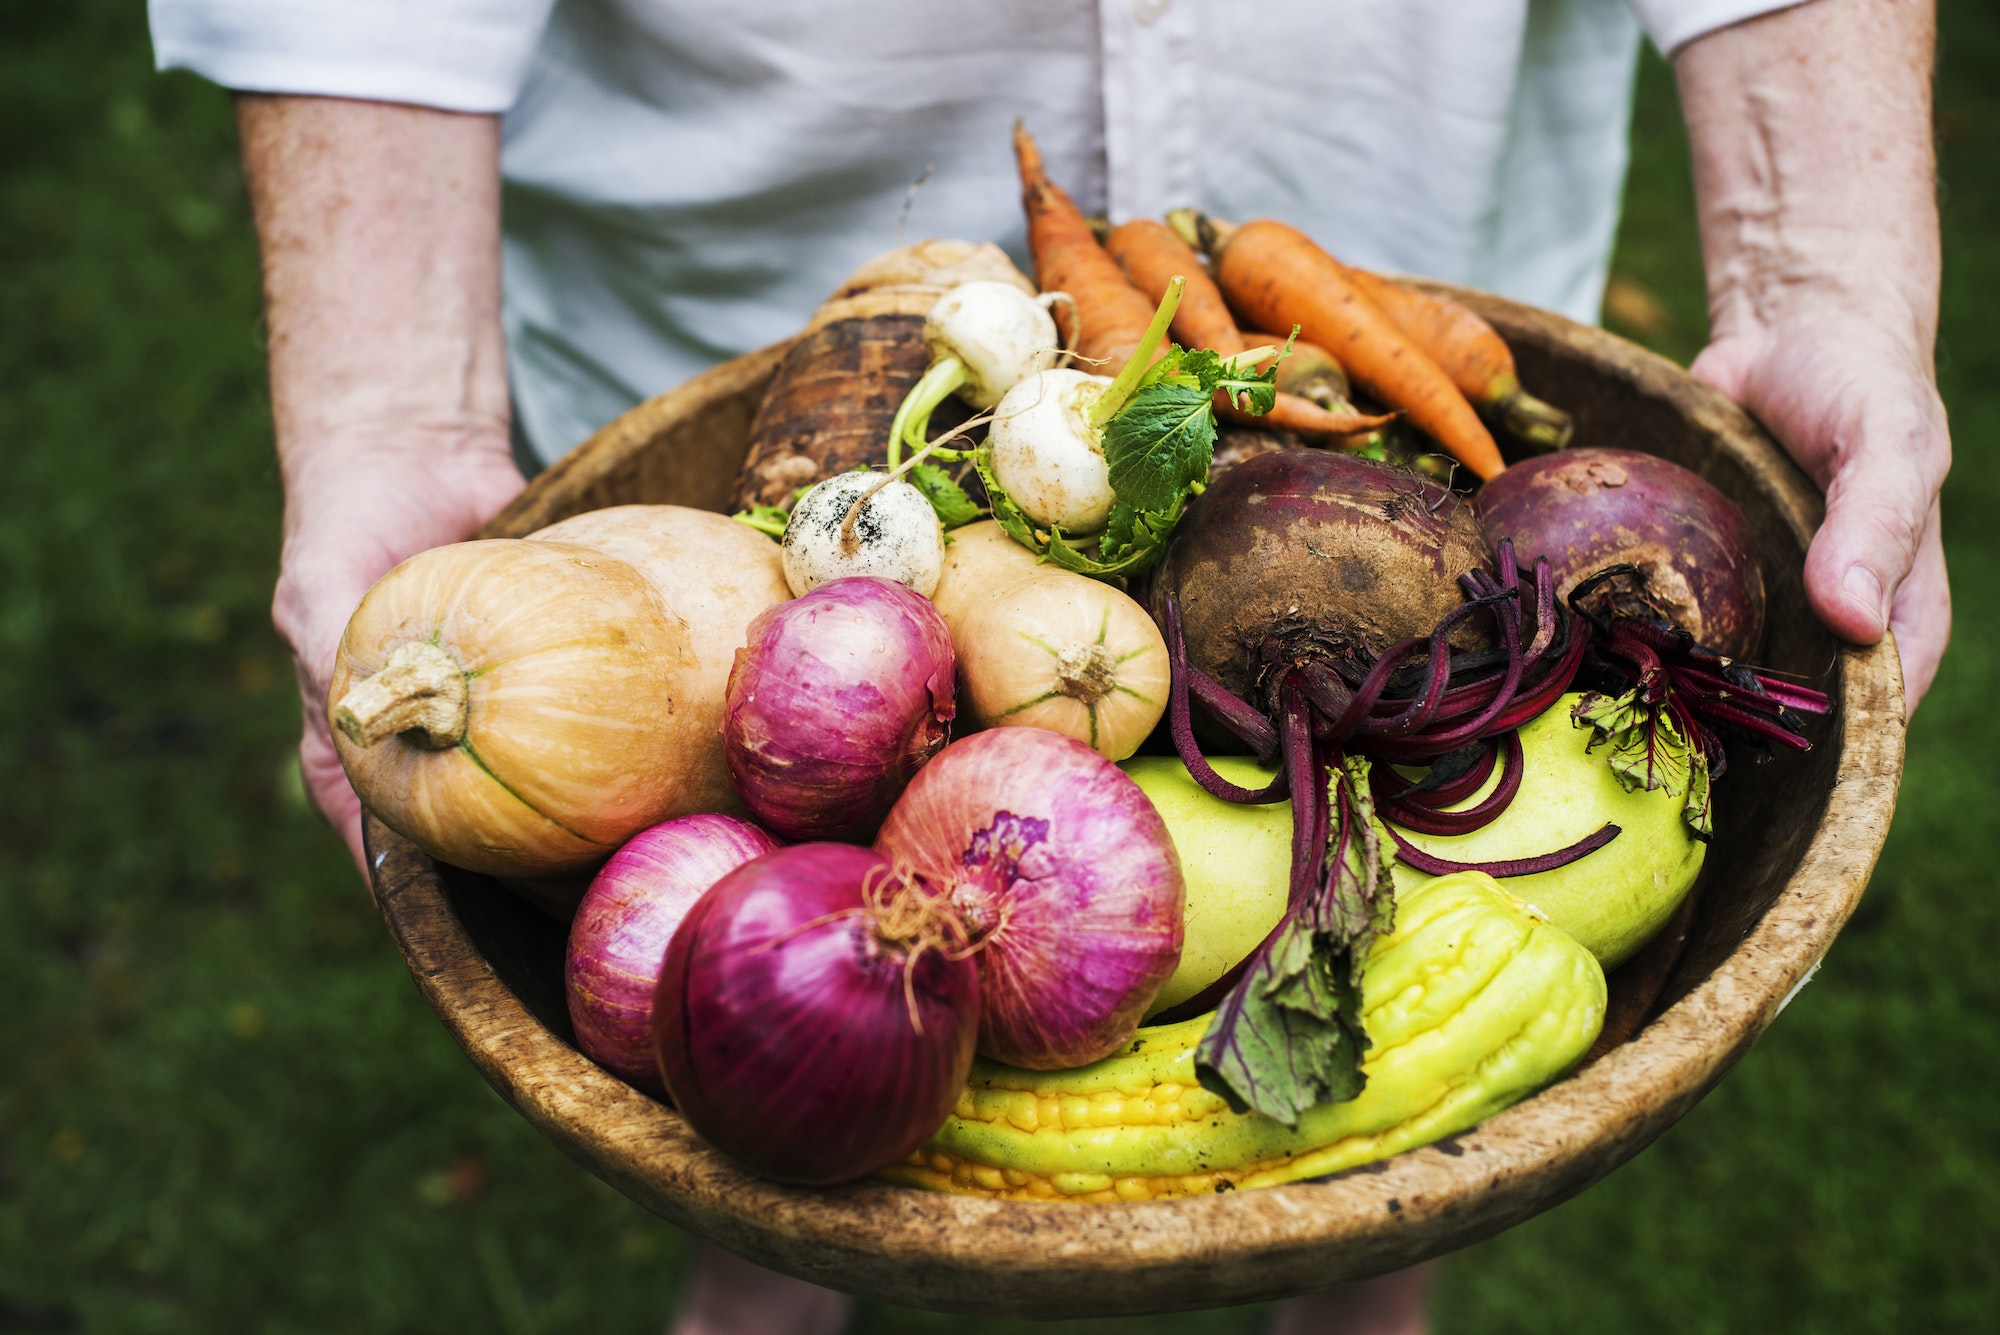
[1800,389,1948,648]
[300,719,370,880]
[1888,501,1950,716]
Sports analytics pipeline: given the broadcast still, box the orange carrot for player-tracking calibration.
[1345,268,1572,451]
[1188,214,1508,481]
[1011,123,1158,370]
[1103,218,1392,440]
[1104,219,1247,356]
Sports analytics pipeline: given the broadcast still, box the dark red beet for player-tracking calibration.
[1154,449,1493,702]
[1475,449,1766,659]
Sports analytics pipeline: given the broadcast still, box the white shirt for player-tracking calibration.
[151,0,1802,466]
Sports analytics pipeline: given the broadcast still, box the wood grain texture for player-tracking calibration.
[372,289,1905,1318]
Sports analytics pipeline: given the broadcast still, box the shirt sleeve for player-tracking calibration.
[148,0,558,113]
[1626,0,1814,55]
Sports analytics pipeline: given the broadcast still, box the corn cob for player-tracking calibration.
[878,871,1604,1201]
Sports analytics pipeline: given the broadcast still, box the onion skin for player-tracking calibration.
[1154,450,1492,702]
[875,728,1185,1069]
[723,576,956,842]
[564,814,782,1095]
[1475,448,1766,659]
[653,844,980,1185]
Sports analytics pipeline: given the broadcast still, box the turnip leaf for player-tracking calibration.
[1100,383,1217,513]
[907,462,982,529]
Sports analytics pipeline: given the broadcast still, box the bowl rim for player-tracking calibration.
[364,287,1905,1317]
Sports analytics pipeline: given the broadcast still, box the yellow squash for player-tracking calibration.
[881,871,1604,1201]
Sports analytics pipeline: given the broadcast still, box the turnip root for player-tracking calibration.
[985,367,1117,533]
[954,571,1168,760]
[780,472,944,597]
[922,280,1063,410]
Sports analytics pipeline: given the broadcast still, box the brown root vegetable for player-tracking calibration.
[728,241,1031,512]
[954,571,1170,761]
[1475,448,1767,658]
[328,540,705,876]
[1154,449,1492,700]
[528,505,792,814]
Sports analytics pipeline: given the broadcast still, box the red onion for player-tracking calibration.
[875,727,1184,1070]
[652,843,980,1185]
[564,814,781,1095]
[1476,448,1766,659]
[723,576,955,841]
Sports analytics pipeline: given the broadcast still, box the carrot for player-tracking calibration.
[1104,219,1248,356]
[1102,218,1392,440]
[1183,212,1508,481]
[1345,268,1572,451]
[730,241,1029,511]
[1011,123,1158,370]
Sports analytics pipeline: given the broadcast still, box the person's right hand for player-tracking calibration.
[273,429,523,875]
[235,94,515,877]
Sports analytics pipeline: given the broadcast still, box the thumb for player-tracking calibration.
[1801,414,1945,647]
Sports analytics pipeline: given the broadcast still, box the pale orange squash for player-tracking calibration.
[528,504,791,817]
[328,538,706,876]
[954,571,1170,761]
[928,519,1043,627]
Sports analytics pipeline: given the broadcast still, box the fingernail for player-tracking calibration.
[1843,565,1887,629]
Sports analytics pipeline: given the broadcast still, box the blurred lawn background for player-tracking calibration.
[2,2,1993,1330]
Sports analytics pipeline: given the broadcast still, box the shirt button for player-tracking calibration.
[1133,0,1170,24]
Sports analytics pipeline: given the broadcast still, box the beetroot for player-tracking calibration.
[1153,450,1493,704]
[1475,449,1766,659]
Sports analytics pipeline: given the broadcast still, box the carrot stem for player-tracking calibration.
[1088,275,1183,431]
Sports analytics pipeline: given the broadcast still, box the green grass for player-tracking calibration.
[2,3,1994,1331]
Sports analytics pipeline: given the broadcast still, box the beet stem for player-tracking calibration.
[1386,821,1622,878]
[1165,595,1291,803]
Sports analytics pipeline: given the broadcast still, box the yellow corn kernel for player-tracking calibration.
[1114,1176,1153,1201]
[1037,1096,1063,1130]
[971,1164,1007,1191]
[1087,1092,1125,1126]
[1053,1171,1112,1196]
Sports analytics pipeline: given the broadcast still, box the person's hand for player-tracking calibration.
[272,429,522,873]
[1691,304,1950,711]
[1672,0,1945,714]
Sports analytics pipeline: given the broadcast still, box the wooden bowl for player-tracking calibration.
[363,289,1903,1318]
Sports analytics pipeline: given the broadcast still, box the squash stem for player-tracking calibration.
[887,357,970,469]
[332,641,468,749]
[1089,276,1184,431]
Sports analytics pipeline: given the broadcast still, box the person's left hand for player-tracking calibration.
[1692,304,1951,714]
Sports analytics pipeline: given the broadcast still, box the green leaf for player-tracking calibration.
[731,505,790,540]
[1572,689,1696,797]
[906,462,982,529]
[1194,757,1393,1126]
[1195,917,1365,1125]
[970,448,1181,578]
[1683,750,1713,841]
[1100,383,1217,512]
